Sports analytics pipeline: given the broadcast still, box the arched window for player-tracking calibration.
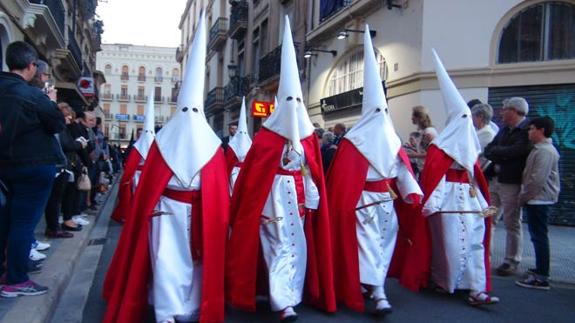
[138,66,146,81]
[121,65,129,81]
[498,1,575,63]
[104,64,112,74]
[155,67,163,82]
[327,48,387,97]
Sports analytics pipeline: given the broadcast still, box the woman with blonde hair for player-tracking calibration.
[407,106,438,174]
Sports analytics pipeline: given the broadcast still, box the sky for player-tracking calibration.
[96,0,185,48]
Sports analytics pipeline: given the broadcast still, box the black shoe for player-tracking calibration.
[496,263,517,276]
[516,275,550,290]
[27,260,43,274]
[62,223,82,232]
[280,314,298,323]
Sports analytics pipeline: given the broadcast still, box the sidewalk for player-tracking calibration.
[0,178,119,323]
[0,178,574,322]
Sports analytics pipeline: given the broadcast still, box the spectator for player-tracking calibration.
[69,111,96,214]
[0,41,65,297]
[515,117,560,290]
[403,131,422,176]
[407,105,438,172]
[468,99,500,134]
[332,123,346,145]
[221,121,238,151]
[320,131,337,173]
[484,97,532,276]
[471,103,497,169]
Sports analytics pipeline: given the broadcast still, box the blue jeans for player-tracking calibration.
[525,204,552,279]
[0,164,56,284]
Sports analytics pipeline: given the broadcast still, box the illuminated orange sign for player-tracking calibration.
[251,101,275,117]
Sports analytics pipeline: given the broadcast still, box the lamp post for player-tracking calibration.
[304,48,338,59]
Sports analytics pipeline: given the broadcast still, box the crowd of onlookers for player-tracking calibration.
[1,41,123,297]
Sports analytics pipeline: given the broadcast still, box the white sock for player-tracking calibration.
[282,306,296,316]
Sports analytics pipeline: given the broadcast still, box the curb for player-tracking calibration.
[1,180,119,323]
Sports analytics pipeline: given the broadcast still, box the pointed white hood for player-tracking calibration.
[154,11,221,188]
[263,16,314,154]
[228,97,252,162]
[345,25,402,178]
[133,89,156,159]
[431,49,481,175]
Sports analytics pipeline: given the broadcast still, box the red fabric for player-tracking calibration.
[445,169,470,183]
[363,178,394,192]
[226,127,336,313]
[225,148,239,177]
[102,142,229,323]
[326,139,428,312]
[110,149,142,223]
[418,144,492,292]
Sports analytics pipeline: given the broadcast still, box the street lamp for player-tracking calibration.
[304,48,338,59]
[337,28,377,40]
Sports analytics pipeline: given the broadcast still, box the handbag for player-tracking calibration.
[76,166,92,191]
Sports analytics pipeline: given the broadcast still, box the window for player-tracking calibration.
[120,104,127,115]
[172,68,180,82]
[138,66,146,81]
[103,103,111,118]
[238,40,245,76]
[252,27,260,78]
[120,85,128,99]
[498,1,575,63]
[137,86,145,99]
[105,64,112,74]
[327,49,387,96]
[119,125,126,139]
[137,105,144,115]
[155,67,163,82]
[121,65,129,81]
[155,86,162,102]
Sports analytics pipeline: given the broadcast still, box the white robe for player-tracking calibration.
[423,164,489,293]
[149,175,202,322]
[260,145,320,311]
[229,166,241,195]
[356,157,421,287]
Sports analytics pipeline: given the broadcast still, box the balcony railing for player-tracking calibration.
[224,75,251,105]
[30,0,65,37]
[154,76,163,82]
[101,93,113,101]
[67,28,82,69]
[320,0,353,21]
[116,94,131,102]
[137,75,146,82]
[259,43,301,83]
[134,94,147,102]
[228,0,248,40]
[121,74,129,81]
[154,96,164,103]
[209,17,228,51]
[205,87,224,115]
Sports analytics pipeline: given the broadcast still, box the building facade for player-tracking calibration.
[1,0,104,113]
[96,44,180,146]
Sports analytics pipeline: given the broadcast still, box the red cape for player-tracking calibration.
[418,144,492,292]
[326,139,429,312]
[110,148,142,223]
[224,148,239,178]
[102,142,229,323]
[226,128,336,313]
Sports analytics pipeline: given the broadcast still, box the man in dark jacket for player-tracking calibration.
[484,97,532,277]
[0,41,65,297]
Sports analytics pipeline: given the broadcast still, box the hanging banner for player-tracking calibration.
[251,101,275,117]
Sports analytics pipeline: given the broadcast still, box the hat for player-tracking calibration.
[228,97,252,162]
[154,11,222,187]
[132,89,155,159]
[263,16,315,154]
[344,24,401,178]
[431,49,481,175]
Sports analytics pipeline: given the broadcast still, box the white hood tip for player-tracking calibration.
[431,48,481,175]
[263,15,314,152]
[154,10,222,188]
[133,89,156,159]
[228,96,252,162]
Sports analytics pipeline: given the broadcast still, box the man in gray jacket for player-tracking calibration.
[516,117,560,290]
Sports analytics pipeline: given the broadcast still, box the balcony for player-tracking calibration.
[154,76,163,83]
[121,74,129,81]
[258,43,301,84]
[154,96,164,103]
[134,94,148,103]
[320,0,353,22]
[228,0,248,40]
[169,95,178,104]
[224,75,252,106]
[137,75,146,82]
[209,17,228,52]
[67,29,82,71]
[204,87,224,116]
[28,0,65,45]
[116,94,131,102]
[101,93,113,101]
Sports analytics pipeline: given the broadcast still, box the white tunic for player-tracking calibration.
[229,166,241,194]
[355,158,421,287]
[149,175,202,322]
[423,164,489,293]
[260,145,320,311]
